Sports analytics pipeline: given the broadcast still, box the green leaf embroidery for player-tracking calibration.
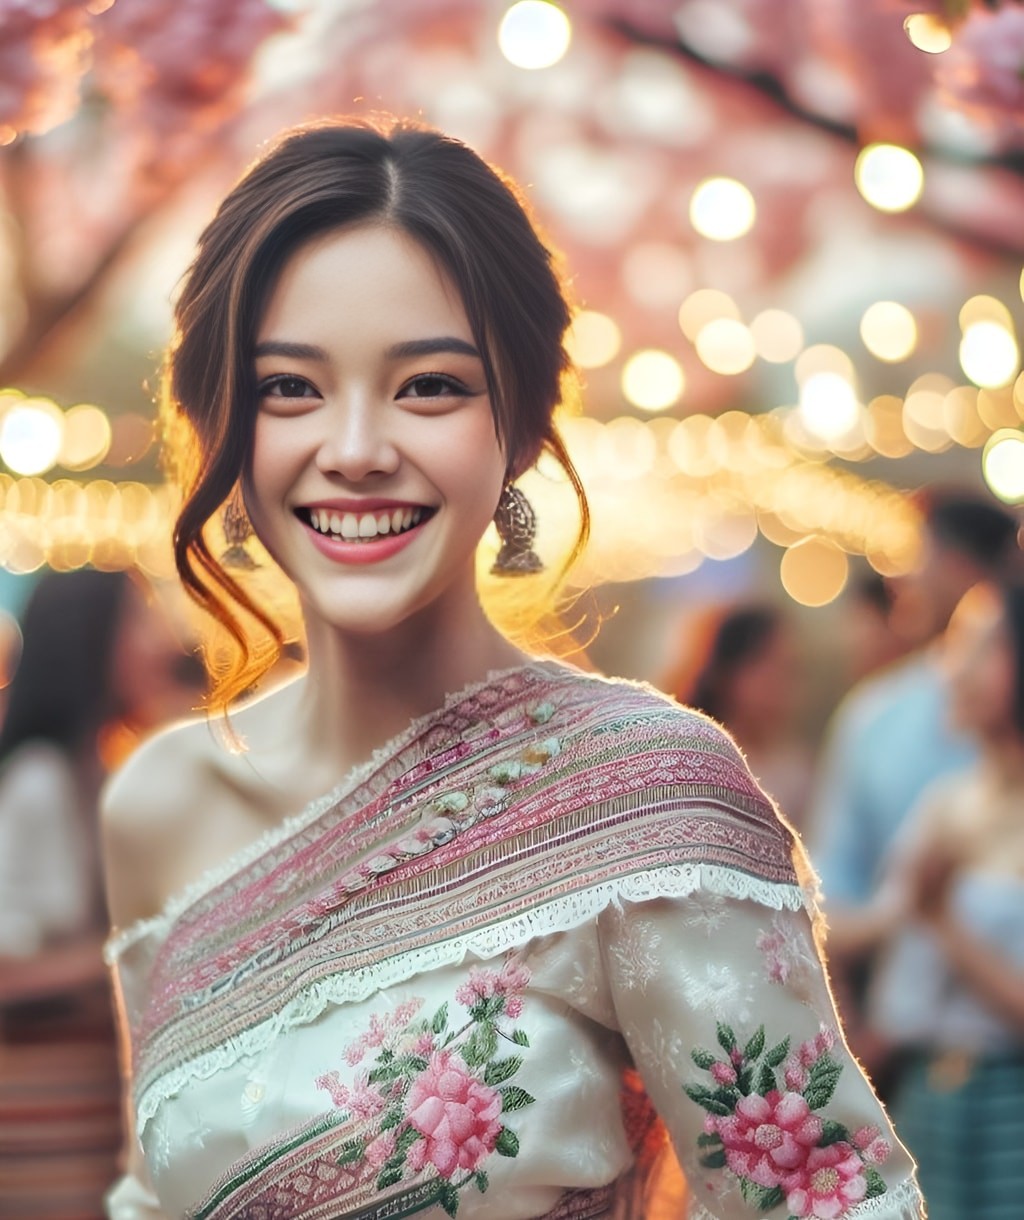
[757,1063,778,1095]
[697,1132,723,1149]
[495,1126,520,1157]
[475,1170,490,1193]
[819,1119,850,1147]
[432,1003,449,1034]
[464,1024,499,1067]
[484,1056,523,1087]
[716,1023,737,1054]
[764,1037,791,1067]
[499,1085,535,1113]
[395,1126,420,1157]
[438,1182,461,1217]
[376,1165,404,1190]
[691,1047,717,1070]
[739,1180,785,1210]
[804,1054,842,1110]
[511,1029,530,1047]
[736,1065,753,1096]
[699,1148,727,1170]
[712,1085,741,1108]
[683,1083,732,1117]
[743,1027,766,1060]
[378,1107,404,1132]
[336,1139,365,1167]
[865,1167,887,1199]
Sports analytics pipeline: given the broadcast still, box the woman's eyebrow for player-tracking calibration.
[386,337,481,361]
[253,340,329,361]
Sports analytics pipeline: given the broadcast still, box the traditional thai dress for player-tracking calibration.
[105,661,924,1220]
[870,766,1024,1220]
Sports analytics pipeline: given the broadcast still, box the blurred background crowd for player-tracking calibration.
[0,1,1023,1218]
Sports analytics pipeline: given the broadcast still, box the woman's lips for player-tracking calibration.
[297,504,434,565]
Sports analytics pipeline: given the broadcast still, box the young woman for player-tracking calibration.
[102,119,923,1220]
[869,580,1024,1219]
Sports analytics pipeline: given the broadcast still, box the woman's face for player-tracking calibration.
[246,225,507,637]
[944,584,1016,739]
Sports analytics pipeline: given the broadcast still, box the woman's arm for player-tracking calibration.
[925,902,1024,1030]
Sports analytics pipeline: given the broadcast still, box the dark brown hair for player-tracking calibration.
[166,116,588,708]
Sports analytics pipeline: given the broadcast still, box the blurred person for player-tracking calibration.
[807,490,1017,1086]
[0,569,197,1220]
[866,580,1024,1219]
[840,572,908,685]
[100,119,923,1220]
[663,602,814,829]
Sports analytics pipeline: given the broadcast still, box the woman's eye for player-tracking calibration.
[260,375,316,399]
[401,374,466,399]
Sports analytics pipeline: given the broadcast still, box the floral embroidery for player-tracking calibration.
[685,1023,891,1218]
[314,957,534,1217]
[756,914,818,995]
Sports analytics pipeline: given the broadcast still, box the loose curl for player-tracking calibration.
[165,117,589,712]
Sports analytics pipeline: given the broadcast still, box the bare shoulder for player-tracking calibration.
[101,715,218,931]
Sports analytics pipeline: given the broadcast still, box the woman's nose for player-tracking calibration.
[314,397,400,481]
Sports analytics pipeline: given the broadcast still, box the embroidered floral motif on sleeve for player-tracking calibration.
[756,914,818,994]
[313,955,534,1217]
[684,1023,892,1218]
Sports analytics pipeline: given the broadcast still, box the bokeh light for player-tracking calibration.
[498,2,571,70]
[854,143,924,213]
[903,14,952,54]
[795,344,855,386]
[688,177,756,241]
[0,399,64,476]
[59,404,113,471]
[799,373,860,442]
[860,301,918,362]
[982,430,1024,503]
[959,294,1014,333]
[694,318,756,375]
[678,289,740,341]
[565,310,621,369]
[959,321,1020,389]
[750,310,804,363]
[780,536,849,606]
[621,349,685,412]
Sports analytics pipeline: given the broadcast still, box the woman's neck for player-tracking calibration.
[292,586,527,778]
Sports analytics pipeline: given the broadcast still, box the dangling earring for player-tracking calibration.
[491,484,543,576]
[221,489,258,570]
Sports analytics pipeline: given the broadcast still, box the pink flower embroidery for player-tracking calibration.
[714,1091,823,1188]
[455,955,530,1010]
[852,1125,891,1165]
[365,1131,397,1169]
[405,1051,503,1178]
[710,1062,738,1086]
[783,1142,868,1219]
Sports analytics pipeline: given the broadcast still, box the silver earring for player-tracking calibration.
[492,484,543,576]
[221,490,258,570]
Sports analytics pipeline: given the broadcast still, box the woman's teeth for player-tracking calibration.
[307,506,424,541]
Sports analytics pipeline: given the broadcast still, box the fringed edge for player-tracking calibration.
[688,1174,925,1219]
[134,862,808,1134]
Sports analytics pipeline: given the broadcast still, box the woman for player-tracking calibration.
[0,569,194,1220]
[102,119,923,1220]
[662,604,813,831]
[869,580,1024,1219]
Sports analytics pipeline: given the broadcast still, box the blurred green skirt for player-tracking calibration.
[892,1048,1024,1220]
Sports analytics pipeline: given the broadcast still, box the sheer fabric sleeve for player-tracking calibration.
[598,891,924,1220]
[104,935,171,1220]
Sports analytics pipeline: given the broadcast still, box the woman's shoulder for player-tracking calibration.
[101,714,220,930]
[546,662,738,750]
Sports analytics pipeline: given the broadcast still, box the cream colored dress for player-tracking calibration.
[106,663,924,1220]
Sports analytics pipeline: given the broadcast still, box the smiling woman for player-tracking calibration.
[101,118,925,1220]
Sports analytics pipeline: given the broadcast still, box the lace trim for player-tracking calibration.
[134,862,807,1133]
[105,659,567,964]
[688,1174,924,1219]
